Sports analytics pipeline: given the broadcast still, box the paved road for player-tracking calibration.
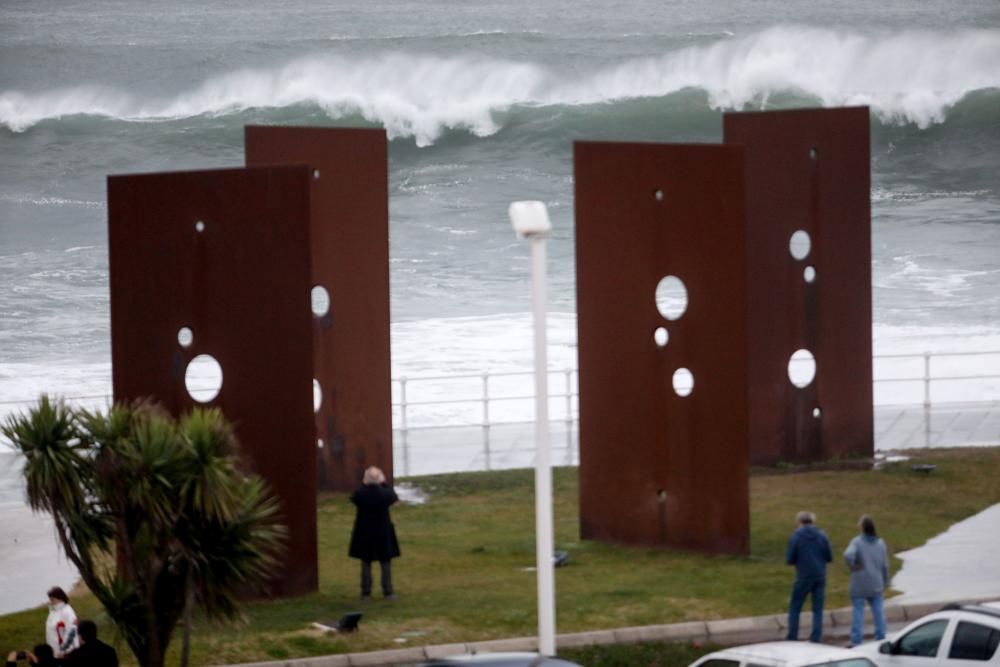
[0,452,77,615]
[890,503,1000,604]
[875,402,1000,451]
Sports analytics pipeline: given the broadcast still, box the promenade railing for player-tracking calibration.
[2,350,999,475]
[391,349,1000,473]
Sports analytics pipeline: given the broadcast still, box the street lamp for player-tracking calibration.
[508,200,555,656]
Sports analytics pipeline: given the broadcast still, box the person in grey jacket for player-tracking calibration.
[843,515,890,647]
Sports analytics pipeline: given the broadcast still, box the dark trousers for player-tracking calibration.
[361,559,393,596]
[787,576,826,642]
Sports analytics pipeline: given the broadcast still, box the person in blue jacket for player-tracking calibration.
[785,510,833,642]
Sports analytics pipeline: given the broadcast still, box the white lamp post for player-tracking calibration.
[507,200,555,656]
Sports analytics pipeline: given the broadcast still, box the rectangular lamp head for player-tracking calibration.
[508,200,552,238]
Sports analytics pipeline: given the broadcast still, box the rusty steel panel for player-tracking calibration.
[574,142,750,555]
[245,127,392,492]
[107,166,317,596]
[724,107,873,465]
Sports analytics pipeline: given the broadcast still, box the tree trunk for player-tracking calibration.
[181,576,193,667]
[145,604,163,667]
[146,649,166,667]
[143,636,167,667]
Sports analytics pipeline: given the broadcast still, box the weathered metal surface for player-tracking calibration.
[574,141,750,555]
[723,107,873,465]
[246,127,392,491]
[107,166,318,596]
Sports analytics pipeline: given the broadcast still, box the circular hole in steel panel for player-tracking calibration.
[655,275,688,321]
[195,220,206,233]
[313,378,322,413]
[813,407,822,419]
[654,189,664,202]
[654,327,669,347]
[788,349,817,388]
[804,265,816,283]
[185,354,223,403]
[790,230,811,261]
[311,285,330,318]
[177,326,194,348]
[317,438,325,449]
[672,368,694,397]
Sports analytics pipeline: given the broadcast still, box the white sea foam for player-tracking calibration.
[0,193,104,208]
[570,26,1000,126]
[326,28,544,41]
[1,27,998,143]
[871,187,992,203]
[877,256,1000,298]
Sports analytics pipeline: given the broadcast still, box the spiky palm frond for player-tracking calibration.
[1,394,89,515]
[185,476,287,621]
[99,575,148,652]
[179,407,242,522]
[77,401,140,451]
[7,397,289,667]
[121,412,188,532]
[62,503,115,552]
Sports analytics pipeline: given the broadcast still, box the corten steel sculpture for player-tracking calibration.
[574,142,750,555]
[108,166,318,596]
[245,127,392,492]
[724,107,873,465]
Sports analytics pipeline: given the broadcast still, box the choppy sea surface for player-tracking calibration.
[2,0,1000,413]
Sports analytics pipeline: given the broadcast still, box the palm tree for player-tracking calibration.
[2,396,286,667]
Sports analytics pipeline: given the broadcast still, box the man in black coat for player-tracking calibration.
[62,620,118,666]
[349,466,401,600]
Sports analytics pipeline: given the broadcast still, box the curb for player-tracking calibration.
[222,595,997,667]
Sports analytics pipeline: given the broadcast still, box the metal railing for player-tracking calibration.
[393,369,578,476]
[3,349,999,474]
[872,350,1000,407]
[392,348,1000,425]
[391,349,1000,472]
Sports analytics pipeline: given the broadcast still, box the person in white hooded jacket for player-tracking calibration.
[44,586,79,658]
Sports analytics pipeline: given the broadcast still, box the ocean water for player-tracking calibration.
[1,0,1000,415]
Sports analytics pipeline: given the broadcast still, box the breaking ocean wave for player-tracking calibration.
[3,27,999,145]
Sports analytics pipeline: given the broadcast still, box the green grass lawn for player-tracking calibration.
[1,447,998,666]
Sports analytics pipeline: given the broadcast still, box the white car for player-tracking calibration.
[689,641,877,667]
[854,602,1000,667]
[418,653,582,666]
